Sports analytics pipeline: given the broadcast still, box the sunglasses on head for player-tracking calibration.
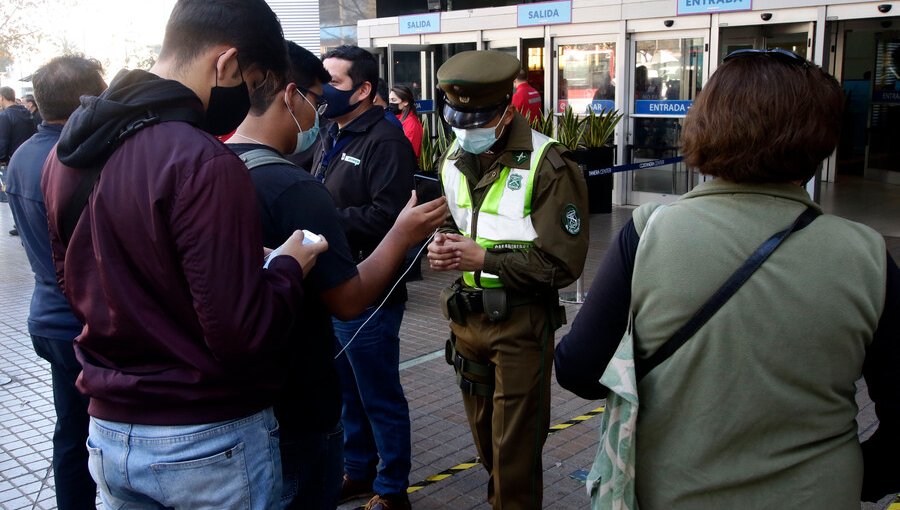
[723,48,810,68]
[297,87,328,116]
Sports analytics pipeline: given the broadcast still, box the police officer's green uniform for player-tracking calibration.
[435,51,589,510]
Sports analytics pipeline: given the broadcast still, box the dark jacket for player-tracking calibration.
[6,123,82,341]
[41,69,305,425]
[313,106,416,304]
[0,104,37,162]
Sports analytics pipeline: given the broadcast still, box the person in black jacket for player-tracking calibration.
[313,45,417,510]
[0,86,36,230]
[23,94,43,130]
[0,87,37,164]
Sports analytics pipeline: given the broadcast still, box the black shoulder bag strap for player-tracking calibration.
[635,206,821,381]
[59,109,199,247]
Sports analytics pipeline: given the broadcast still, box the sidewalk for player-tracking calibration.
[0,204,896,509]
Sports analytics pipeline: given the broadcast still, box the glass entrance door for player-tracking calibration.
[718,23,811,61]
[626,34,707,204]
[865,25,900,183]
[555,40,618,115]
[832,20,900,185]
[388,45,437,105]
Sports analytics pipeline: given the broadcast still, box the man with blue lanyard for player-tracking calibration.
[427,50,589,510]
[313,45,418,510]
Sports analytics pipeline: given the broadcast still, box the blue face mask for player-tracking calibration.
[321,82,362,119]
[286,91,320,155]
[451,106,509,154]
[452,126,497,155]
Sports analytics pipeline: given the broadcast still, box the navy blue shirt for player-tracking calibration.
[6,123,82,341]
[231,143,358,434]
[383,108,403,130]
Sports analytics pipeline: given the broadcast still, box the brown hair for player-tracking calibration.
[682,54,843,183]
[391,84,416,121]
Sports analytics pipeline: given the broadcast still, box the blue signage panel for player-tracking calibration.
[589,100,616,114]
[635,100,693,116]
[873,89,900,103]
[415,99,435,113]
[677,0,752,15]
[518,1,572,27]
[399,13,441,35]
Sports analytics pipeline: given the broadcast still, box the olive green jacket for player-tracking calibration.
[438,111,589,293]
[631,179,886,509]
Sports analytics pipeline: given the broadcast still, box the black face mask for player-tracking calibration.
[204,69,251,136]
[321,83,362,119]
[387,103,402,115]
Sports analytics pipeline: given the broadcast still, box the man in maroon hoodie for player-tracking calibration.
[41,1,326,508]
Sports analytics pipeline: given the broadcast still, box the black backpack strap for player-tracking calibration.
[635,206,820,381]
[59,109,199,247]
[238,148,295,170]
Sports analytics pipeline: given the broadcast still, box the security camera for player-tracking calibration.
[760,12,773,21]
[664,19,675,27]
[877,4,892,13]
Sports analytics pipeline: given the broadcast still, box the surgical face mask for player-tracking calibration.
[286,91,320,155]
[387,103,402,115]
[321,82,362,119]
[452,107,509,154]
[205,66,251,136]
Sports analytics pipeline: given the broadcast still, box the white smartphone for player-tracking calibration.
[264,230,322,268]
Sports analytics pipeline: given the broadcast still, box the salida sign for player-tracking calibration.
[518,1,572,26]
[399,13,441,35]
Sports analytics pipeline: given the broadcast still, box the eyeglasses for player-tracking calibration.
[297,87,328,115]
[723,48,810,68]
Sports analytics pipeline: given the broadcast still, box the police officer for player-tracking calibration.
[427,51,589,510]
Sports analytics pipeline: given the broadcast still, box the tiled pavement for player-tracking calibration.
[1,203,898,510]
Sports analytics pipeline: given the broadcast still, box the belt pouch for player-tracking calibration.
[482,288,509,322]
[440,285,466,325]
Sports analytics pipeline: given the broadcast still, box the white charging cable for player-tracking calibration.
[334,230,438,359]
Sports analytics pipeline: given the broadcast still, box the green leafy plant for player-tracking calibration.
[418,118,434,172]
[418,117,456,173]
[530,108,555,137]
[555,105,584,151]
[435,117,454,157]
[580,109,624,148]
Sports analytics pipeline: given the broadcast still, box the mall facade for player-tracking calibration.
[338,0,899,209]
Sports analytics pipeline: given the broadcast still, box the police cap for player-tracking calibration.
[437,50,520,129]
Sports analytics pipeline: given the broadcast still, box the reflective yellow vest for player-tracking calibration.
[441,130,556,288]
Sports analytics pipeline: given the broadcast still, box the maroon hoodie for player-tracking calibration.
[41,69,305,425]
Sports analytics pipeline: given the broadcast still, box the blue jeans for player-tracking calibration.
[280,423,343,510]
[87,408,282,509]
[31,335,97,510]
[333,303,410,495]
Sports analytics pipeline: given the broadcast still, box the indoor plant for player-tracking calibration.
[573,108,623,213]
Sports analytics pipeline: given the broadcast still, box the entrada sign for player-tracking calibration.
[677,0,752,15]
[399,13,441,35]
[518,1,572,27]
[635,100,693,116]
